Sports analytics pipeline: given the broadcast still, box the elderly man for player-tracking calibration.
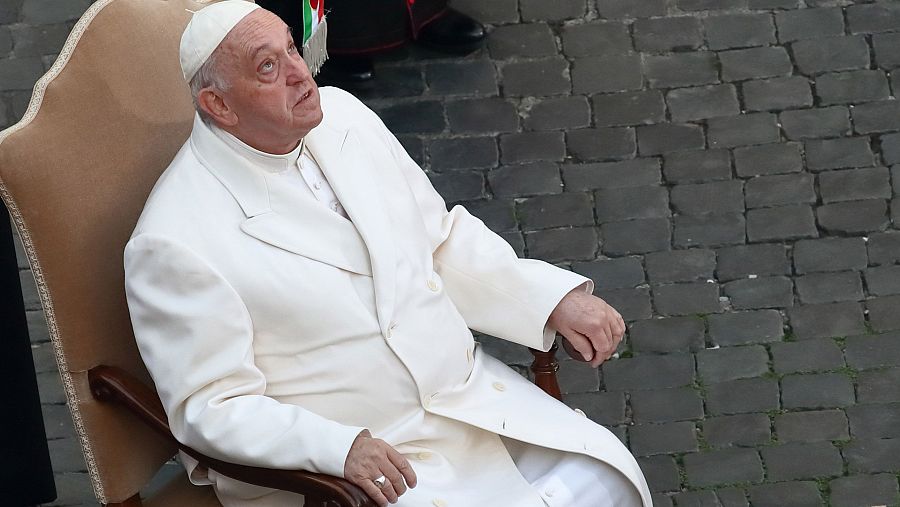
[124,2,650,506]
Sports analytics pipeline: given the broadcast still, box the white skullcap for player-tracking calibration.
[180,0,260,81]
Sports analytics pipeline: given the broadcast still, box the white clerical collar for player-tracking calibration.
[210,123,303,174]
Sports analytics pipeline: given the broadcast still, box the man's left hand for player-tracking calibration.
[548,288,626,368]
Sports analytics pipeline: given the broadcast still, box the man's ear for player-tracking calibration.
[197,88,238,127]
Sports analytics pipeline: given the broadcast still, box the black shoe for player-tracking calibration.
[318,55,375,83]
[416,9,485,55]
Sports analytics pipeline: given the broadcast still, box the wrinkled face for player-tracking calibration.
[217,9,322,153]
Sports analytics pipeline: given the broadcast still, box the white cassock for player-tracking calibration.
[124,86,652,507]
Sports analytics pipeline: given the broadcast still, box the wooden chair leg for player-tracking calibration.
[529,341,562,401]
[105,494,142,506]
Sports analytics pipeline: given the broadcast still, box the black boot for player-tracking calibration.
[416,9,485,55]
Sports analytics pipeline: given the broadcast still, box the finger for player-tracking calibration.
[357,479,389,507]
[387,446,417,488]
[562,330,594,361]
[589,324,614,368]
[380,461,406,499]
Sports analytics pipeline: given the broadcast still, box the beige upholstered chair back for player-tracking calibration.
[0,0,207,502]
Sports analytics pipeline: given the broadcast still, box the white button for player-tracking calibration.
[432,499,447,507]
[492,382,506,392]
[574,408,586,418]
[423,393,436,408]
[466,348,473,362]
[314,181,322,190]
[545,488,555,498]
[416,451,433,460]
[386,322,397,338]
[427,279,439,292]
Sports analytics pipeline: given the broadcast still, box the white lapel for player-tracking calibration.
[305,122,396,337]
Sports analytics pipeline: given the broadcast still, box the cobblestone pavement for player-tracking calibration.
[5,0,900,505]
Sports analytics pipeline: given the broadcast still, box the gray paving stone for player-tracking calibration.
[633,16,703,53]
[702,413,772,448]
[0,0,21,25]
[593,90,666,127]
[775,409,849,443]
[663,150,732,183]
[673,490,721,507]
[501,231,525,257]
[724,276,794,310]
[378,101,444,134]
[637,123,705,156]
[631,386,705,423]
[804,137,875,171]
[654,282,722,316]
[761,441,843,480]
[429,171,484,202]
[47,437,87,473]
[771,338,845,374]
[872,32,900,69]
[595,186,669,222]
[630,421,699,456]
[744,173,816,209]
[780,106,851,140]
[644,53,719,89]
[733,142,803,177]
[31,341,56,374]
[562,159,662,190]
[637,455,681,493]
[843,438,900,473]
[747,205,817,242]
[863,266,900,296]
[564,391,626,425]
[708,310,784,346]
[668,85,739,124]
[830,474,900,507]
[525,227,598,263]
[9,23,69,58]
[20,0,90,24]
[465,199,518,232]
[425,59,497,96]
[795,271,864,304]
[704,13,776,51]
[791,36,870,75]
[706,377,780,415]
[556,359,601,394]
[696,345,770,383]
[683,448,764,487]
[452,0,518,24]
[353,66,425,99]
[0,56,45,90]
[566,127,636,161]
[674,213,746,248]
[858,367,900,404]
[602,353,695,390]
[742,76,813,112]
[519,0,585,21]
[500,58,570,97]
[560,22,632,58]
[670,181,744,216]
[595,287,653,321]
[41,403,75,441]
[715,488,748,507]
[718,47,792,82]
[868,295,900,332]
[709,113,780,149]
[645,249,716,283]
[746,481,822,507]
[630,316,706,353]
[500,131,565,163]
[794,237,868,275]
[851,99,900,135]
[26,309,49,344]
[868,231,900,265]
[429,137,498,170]
[571,54,642,94]
[653,493,674,507]
[518,193,594,230]
[790,302,866,339]
[716,244,791,281]
[487,23,557,60]
[847,402,900,439]
[775,7,844,43]
[601,218,672,255]
[816,70,891,106]
[844,331,900,370]
[595,0,666,19]
[488,162,562,197]
[51,472,95,506]
[677,0,746,10]
[572,257,645,290]
[817,199,890,234]
[781,372,855,409]
[397,136,424,165]
[523,95,591,131]
[846,2,900,34]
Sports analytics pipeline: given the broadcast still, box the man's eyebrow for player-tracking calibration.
[248,42,272,61]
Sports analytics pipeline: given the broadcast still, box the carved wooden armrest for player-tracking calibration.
[87,366,376,507]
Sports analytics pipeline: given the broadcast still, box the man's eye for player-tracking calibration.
[260,61,275,73]
[288,43,297,53]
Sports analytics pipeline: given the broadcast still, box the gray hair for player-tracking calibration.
[189,47,231,124]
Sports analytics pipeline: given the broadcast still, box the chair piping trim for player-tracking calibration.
[0,0,116,502]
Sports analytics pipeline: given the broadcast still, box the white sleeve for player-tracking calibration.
[124,233,365,476]
[378,125,593,351]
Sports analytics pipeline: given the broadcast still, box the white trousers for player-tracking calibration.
[503,438,644,507]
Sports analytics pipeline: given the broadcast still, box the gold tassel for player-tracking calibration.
[302,18,328,76]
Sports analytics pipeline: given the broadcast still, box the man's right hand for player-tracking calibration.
[344,429,417,506]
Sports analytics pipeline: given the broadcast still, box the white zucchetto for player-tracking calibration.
[179,0,260,81]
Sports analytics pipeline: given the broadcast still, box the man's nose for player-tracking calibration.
[285,53,311,85]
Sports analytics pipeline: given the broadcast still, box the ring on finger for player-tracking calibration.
[373,475,387,488]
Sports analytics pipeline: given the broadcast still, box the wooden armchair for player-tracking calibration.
[0,0,564,505]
